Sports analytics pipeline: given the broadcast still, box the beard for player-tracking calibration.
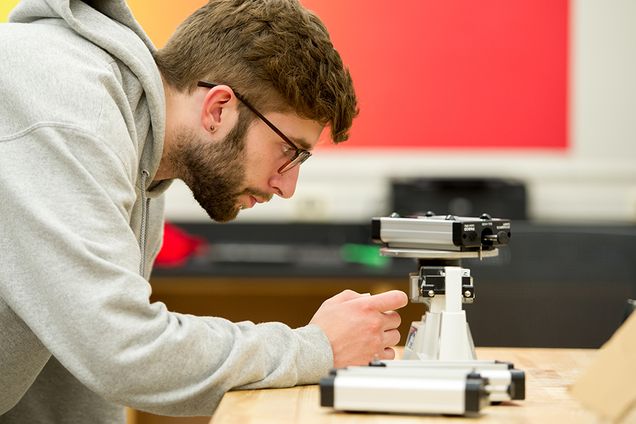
[168,112,255,222]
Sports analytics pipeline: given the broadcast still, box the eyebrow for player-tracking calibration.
[289,136,313,151]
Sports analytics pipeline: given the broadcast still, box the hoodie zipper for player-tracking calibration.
[139,169,151,276]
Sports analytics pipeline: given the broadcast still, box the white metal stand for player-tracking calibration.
[380,247,498,361]
[404,266,476,360]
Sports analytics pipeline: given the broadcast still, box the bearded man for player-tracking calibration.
[0,1,407,422]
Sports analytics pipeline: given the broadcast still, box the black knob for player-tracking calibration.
[495,230,510,244]
[482,230,510,245]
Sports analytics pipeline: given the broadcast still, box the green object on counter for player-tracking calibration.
[340,243,389,268]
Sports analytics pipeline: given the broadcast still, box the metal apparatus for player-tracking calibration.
[372,212,511,361]
[367,359,525,402]
[320,358,525,415]
[320,366,488,415]
[320,213,523,416]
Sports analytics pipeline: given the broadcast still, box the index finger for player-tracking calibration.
[358,290,408,312]
[327,289,367,304]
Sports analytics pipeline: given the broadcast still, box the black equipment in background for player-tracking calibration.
[391,177,527,220]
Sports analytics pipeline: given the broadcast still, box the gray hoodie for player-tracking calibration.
[0,0,333,422]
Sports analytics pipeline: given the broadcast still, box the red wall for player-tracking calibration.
[300,0,569,150]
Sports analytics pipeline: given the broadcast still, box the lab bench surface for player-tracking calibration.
[210,347,602,424]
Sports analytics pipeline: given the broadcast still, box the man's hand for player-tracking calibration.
[309,289,409,368]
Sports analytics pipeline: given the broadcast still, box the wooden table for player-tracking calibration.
[210,347,601,424]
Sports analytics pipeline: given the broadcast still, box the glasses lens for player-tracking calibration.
[279,151,311,174]
[297,150,311,164]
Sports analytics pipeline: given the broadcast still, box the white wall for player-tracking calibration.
[164,0,636,224]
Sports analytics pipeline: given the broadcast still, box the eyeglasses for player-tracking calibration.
[197,81,312,174]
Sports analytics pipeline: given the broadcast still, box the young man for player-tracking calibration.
[0,0,407,422]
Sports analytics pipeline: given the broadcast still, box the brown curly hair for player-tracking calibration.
[154,0,358,143]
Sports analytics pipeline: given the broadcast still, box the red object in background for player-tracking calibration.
[301,0,568,150]
[155,222,206,267]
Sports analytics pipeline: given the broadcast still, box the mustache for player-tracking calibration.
[241,188,273,202]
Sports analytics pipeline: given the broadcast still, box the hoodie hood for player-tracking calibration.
[10,0,166,187]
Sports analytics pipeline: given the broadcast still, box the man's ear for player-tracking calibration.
[200,85,238,134]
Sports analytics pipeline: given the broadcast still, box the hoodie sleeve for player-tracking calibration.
[0,122,334,416]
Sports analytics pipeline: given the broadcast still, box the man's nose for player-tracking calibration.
[271,165,300,199]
